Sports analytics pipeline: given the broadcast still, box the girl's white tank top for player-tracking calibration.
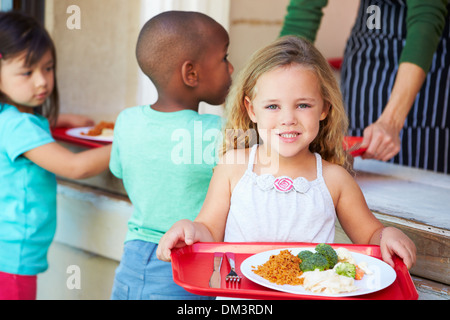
[224,144,336,243]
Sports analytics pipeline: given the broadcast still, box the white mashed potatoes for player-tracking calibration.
[300,269,358,294]
[299,247,373,294]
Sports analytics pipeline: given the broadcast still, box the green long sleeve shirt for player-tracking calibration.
[280,0,449,72]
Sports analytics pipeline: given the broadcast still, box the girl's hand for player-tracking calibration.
[380,227,417,269]
[156,220,209,262]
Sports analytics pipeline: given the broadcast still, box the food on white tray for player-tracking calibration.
[299,243,338,272]
[300,269,358,294]
[81,121,114,137]
[336,247,356,264]
[335,262,357,278]
[356,261,373,275]
[252,244,372,294]
[252,250,303,285]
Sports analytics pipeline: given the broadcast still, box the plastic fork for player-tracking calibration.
[225,252,241,282]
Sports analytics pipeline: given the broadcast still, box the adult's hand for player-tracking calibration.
[361,62,426,162]
[361,118,401,161]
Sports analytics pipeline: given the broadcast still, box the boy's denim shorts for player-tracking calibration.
[110,240,215,300]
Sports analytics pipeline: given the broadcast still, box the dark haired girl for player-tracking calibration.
[0,11,111,300]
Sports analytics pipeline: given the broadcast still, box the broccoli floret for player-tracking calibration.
[299,253,329,272]
[335,262,356,278]
[297,250,314,262]
[315,243,338,269]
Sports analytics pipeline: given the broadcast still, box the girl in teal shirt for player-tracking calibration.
[0,11,111,300]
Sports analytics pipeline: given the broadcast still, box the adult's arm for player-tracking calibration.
[279,0,328,42]
[362,0,448,160]
[400,0,448,73]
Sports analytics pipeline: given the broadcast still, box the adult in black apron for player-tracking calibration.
[342,0,450,174]
[281,0,450,174]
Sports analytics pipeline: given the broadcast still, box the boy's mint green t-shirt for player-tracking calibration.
[110,105,222,244]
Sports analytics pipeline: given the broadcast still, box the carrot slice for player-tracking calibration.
[355,266,364,280]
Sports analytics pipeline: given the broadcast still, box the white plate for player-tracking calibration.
[66,127,113,142]
[240,247,396,297]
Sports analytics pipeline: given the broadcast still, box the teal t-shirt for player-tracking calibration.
[110,105,222,244]
[0,104,56,275]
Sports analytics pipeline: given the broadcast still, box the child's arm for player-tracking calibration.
[23,142,111,180]
[54,113,95,128]
[327,164,416,269]
[157,160,234,262]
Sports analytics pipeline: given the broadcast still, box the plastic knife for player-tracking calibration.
[209,252,223,288]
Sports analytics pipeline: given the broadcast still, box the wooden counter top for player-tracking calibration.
[352,159,449,287]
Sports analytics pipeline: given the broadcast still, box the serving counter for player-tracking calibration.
[36,141,449,300]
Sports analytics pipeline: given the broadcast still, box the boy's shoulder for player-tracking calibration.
[193,113,222,132]
[196,112,221,120]
[117,105,145,117]
[117,106,221,123]
[189,111,221,122]
[114,106,144,126]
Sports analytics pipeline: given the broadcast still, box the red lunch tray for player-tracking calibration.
[327,57,343,70]
[344,136,367,157]
[171,242,418,300]
[52,127,110,149]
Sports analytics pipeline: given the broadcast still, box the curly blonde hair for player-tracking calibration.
[221,35,352,171]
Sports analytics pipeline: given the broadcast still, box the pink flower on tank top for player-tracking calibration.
[274,177,293,193]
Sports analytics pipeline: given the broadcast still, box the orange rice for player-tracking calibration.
[252,250,304,285]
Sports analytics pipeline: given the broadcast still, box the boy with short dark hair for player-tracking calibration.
[110,11,233,300]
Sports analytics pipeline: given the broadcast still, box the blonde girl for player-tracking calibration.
[0,11,111,300]
[157,36,416,270]
[221,35,351,172]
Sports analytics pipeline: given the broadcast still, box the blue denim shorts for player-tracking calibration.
[110,240,215,300]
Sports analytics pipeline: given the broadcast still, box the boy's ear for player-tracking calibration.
[181,61,199,88]
[244,96,257,123]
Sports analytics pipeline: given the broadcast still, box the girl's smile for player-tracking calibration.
[278,131,301,143]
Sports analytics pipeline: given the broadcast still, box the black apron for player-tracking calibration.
[341,0,450,174]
